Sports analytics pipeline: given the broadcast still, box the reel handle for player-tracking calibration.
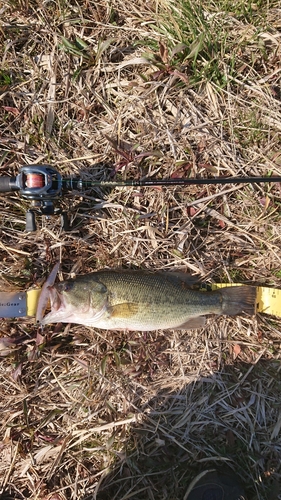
[26,210,37,232]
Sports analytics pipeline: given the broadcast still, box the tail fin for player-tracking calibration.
[220,286,256,316]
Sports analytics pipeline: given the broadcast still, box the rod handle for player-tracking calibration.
[0,176,17,193]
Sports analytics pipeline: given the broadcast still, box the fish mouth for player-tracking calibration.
[36,262,60,324]
[48,285,64,312]
[40,285,68,325]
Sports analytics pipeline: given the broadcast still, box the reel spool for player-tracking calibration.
[25,173,45,189]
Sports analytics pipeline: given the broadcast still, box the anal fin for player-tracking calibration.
[176,316,206,330]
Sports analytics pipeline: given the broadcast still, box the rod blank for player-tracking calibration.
[63,176,281,189]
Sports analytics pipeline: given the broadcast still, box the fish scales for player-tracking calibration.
[41,270,257,330]
[94,271,220,317]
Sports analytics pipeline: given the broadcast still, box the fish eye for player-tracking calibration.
[64,283,73,292]
[57,281,74,293]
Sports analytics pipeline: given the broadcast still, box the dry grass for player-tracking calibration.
[1,0,281,498]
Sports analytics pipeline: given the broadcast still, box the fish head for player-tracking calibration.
[41,278,108,325]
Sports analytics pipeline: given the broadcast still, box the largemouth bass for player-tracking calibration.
[40,270,256,330]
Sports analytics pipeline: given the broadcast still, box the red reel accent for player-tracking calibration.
[25,174,45,189]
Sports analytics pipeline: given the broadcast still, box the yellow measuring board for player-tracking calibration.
[26,288,41,317]
[26,283,281,319]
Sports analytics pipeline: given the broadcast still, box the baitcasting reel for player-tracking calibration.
[0,165,81,231]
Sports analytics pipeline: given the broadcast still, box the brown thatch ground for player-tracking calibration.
[1,0,281,498]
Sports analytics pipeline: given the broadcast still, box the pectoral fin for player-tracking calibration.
[176,316,206,329]
[110,302,139,319]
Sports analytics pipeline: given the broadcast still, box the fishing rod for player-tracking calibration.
[0,164,280,231]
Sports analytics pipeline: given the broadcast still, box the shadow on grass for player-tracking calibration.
[1,346,281,500]
[81,359,281,500]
